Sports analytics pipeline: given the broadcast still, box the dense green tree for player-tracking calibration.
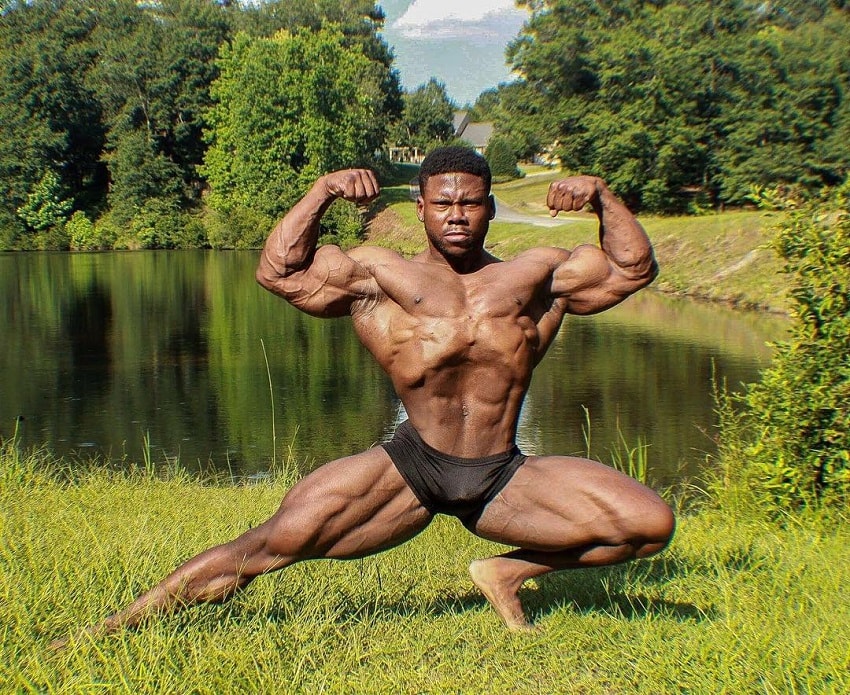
[485,135,522,181]
[85,0,231,227]
[0,0,400,248]
[468,87,500,121]
[716,10,850,201]
[0,0,103,246]
[201,26,390,247]
[388,78,456,151]
[504,0,850,211]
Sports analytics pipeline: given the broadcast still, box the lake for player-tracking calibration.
[0,250,788,486]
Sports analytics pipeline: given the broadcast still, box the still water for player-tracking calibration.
[1,251,788,485]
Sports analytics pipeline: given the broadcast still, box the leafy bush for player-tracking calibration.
[16,171,72,231]
[125,199,207,250]
[732,184,850,509]
[318,199,365,249]
[485,136,521,182]
[203,205,272,250]
[66,211,98,250]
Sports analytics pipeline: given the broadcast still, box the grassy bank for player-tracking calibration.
[2,447,847,693]
[368,172,788,313]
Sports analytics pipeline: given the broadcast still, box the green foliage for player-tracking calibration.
[733,186,850,509]
[388,78,456,150]
[204,206,272,250]
[318,199,367,249]
[0,0,104,242]
[0,0,397,250]
[485,135,522,182]
[66,211,97,251]
[104,129,186,228]
[126,199,205,250]
[501,0,850,212]
[201,27,386,243]
[16,170,73,235]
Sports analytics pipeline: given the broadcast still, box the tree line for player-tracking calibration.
[0,0,401,250]
[2,1,849,251]
[478,0,850,212]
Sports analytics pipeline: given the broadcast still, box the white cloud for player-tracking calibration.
[392,0,527,40]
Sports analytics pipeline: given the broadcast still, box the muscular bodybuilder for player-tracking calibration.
[61,146,674,640]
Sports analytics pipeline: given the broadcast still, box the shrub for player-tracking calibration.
[485,136,521,182]
[128,199,207,249]
[66,211,98,250]
[733,184,850,509]
[318,199,365,249]
[203,205,272,249]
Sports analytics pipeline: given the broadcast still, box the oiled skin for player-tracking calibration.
[55,167,675,644]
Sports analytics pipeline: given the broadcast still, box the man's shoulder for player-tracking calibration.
[347,244,406,267]
[512,246,573,267]
[345,244,404,263]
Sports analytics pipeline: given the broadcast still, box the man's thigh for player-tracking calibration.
[471,455,671,551]
[267,445,432,560]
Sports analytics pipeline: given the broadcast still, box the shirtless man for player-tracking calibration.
[63,146,674,639]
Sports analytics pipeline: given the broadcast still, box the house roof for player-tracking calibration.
[452,110,494,150]
[458,122,494,149]
[453,111,470,134]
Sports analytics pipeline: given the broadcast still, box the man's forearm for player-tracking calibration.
[593,181,657,278]
[259,177,337,280]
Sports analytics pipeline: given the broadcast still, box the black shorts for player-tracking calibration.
[382,420,527,528]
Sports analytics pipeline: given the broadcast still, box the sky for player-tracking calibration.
[378,0,529,107]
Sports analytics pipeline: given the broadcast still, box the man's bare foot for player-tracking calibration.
[469,558,538,631]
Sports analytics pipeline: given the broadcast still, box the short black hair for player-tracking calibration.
[418,146,491,192]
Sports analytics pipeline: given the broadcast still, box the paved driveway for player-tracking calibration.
[493,196,579,227]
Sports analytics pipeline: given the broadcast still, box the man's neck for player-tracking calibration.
[425,246,498,274]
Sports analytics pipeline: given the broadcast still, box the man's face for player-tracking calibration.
[417,172,495,259]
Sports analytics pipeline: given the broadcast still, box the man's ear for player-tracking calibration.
[416,196,424,222]
[488,194,496,220]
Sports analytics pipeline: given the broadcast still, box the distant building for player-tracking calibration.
[387,146,424,164]
[386,111,495,163]
[453,111,494,155]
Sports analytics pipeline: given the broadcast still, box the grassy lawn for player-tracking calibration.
[369,171,788,313]
[2,447,847,693]
[2,169,826,692]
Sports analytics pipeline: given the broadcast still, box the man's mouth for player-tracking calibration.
[444,229,470,241]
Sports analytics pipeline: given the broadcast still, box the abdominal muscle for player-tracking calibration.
[356,305,538,458]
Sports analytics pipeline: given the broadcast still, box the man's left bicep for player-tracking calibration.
[551,245,651,314]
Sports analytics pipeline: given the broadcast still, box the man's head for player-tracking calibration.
[418,146,492,193]
[416,147,495,268]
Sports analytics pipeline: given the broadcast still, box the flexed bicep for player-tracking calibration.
[546,175,657,314]
[551,244,639,315]
[257,169,382,317]
[261,245,378,318]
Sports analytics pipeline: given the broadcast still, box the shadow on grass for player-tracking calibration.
[164,542,783,635]
[218,554,715,631]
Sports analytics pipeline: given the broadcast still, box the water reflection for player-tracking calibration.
[0,251,787,485]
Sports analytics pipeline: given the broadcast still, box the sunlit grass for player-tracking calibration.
[2,440,847,693]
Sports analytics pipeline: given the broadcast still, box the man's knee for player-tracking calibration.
[635,499,675,558]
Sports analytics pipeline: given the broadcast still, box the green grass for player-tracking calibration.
[2,444,847,693]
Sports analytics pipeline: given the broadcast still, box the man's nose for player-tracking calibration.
[448,203,467,222]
